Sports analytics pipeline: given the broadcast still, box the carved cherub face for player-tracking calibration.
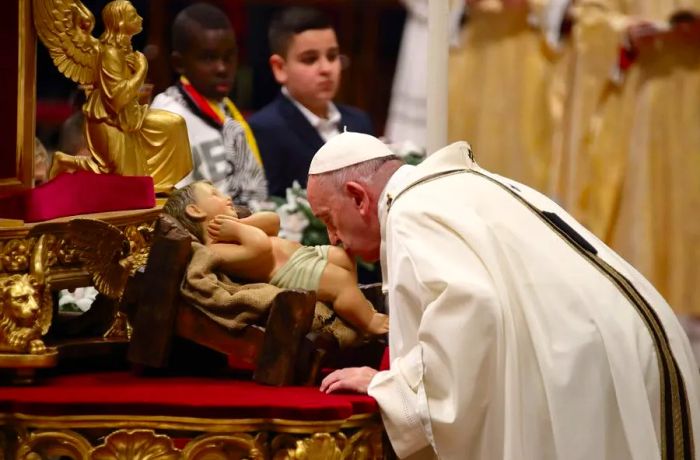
[1,275,40,327]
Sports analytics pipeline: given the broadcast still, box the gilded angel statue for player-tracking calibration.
[34,0,193,193]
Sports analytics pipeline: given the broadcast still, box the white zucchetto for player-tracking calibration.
[308,132,396,174]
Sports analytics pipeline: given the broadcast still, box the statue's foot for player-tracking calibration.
[28,339,46,354]
[48,151,70,179]
[103,311,132,340]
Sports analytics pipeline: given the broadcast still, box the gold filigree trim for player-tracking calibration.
[339,413,380,429]
[342,424,385,459]
[0,208,162,240]
[0,349,57,367]
[16,429,92,459]
[182,432,267,459]
[0,239,34,273]
[92,429,179,460]
[9,427,386,459]
[272,432,345,459]
[7,412,374,434]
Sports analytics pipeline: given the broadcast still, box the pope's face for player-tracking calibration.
[307,176,381,263]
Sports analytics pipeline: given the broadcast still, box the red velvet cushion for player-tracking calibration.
[0,372,377,420]
[380,347,390,371]
[0,172,155,222]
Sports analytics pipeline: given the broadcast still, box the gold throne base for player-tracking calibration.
[0,369,390,459]
[0,206,161,379]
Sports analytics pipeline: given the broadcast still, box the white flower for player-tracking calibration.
[284,212,309,234]
[58,286,99,312]
[268,182,328,245]
[387,140,426,159]
[247,199,277,213]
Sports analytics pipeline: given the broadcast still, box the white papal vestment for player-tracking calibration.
[368,142,700,459]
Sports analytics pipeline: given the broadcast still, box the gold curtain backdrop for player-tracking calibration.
[448,0,700,315]
[448,3,556,193]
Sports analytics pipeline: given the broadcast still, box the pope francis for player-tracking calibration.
[307,132,700,460]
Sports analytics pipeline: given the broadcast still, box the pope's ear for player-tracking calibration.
[344,181,370,214]
[185,204,206,220]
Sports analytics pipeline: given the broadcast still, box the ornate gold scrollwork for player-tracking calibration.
[272,433,345,460]
[0,239,35,273]
[31,233,58,275]
[91,429,180,460]
[123,223,154,255]
[342,425,384,460]
[56,237,81,267]
[181,433,267,459]
[16,429,92,460]
[31,235,52,285]
[7,423,388,460]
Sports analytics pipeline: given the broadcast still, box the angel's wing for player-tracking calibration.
[33,0,100,85]
[67,219,130,299]
[37,286,54,335]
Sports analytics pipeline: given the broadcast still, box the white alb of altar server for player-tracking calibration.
[308,133,700,460]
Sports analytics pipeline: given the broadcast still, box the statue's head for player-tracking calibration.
[0,274,41,328]
[102,0,142,41]
[163,181,238,243]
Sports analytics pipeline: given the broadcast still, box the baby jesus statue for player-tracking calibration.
[163,181,389,335]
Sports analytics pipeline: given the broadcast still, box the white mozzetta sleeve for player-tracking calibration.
[368,206,501,459]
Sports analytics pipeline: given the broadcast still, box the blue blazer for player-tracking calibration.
[248,93,374,197]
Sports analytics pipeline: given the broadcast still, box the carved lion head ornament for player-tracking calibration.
[0,274,52,354]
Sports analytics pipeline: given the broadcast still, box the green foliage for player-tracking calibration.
[402,152,425,166]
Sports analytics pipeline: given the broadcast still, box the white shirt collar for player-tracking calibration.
[282,86,341,142]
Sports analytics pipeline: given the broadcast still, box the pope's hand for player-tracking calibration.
[320,366,378,394]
